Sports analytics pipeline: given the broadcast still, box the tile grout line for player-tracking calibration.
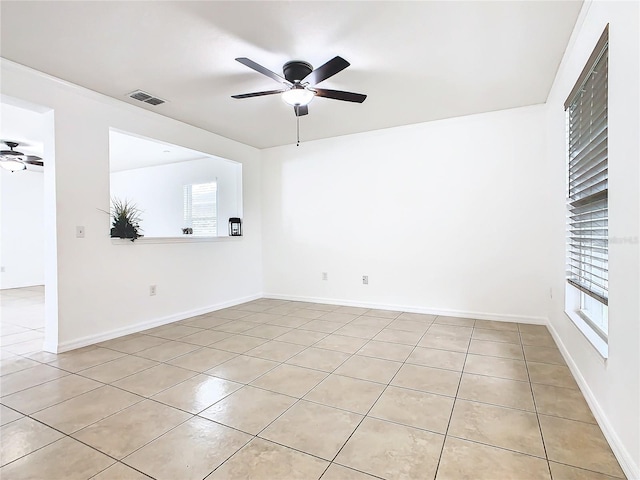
[521,323,554,480]
[202,307,400,479]
[115,411,252,479]
[0,411,144,477]
[89,460,155,480]
[1,356,219,477]
[201,307,397,480]
[196,307,394,479]
[238,313,391,474]
[56,336,297,479]
[431,318,475,480]
[324,314,438,478]
[160,324,590,475]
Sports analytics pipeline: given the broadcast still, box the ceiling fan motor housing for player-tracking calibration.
[283,61,313,83]
[1,141,24,157]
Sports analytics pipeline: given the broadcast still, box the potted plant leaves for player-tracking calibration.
[110,198,143,241]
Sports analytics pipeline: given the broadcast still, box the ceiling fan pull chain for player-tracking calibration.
[296,111,300,146]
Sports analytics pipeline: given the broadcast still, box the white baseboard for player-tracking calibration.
[0,282,45,290]
[263,292,548,325]
[547,323,640,480]
[55,293,262,353]
[55,292,546,352]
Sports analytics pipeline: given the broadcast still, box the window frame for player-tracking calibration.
[183,180,218,237]
[564,24,609,358]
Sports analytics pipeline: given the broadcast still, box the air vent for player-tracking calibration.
[127,90,166,106]
[145,97,165,106]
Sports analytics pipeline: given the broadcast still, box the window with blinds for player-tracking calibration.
[565,26,608,315]
[184,181,217,236]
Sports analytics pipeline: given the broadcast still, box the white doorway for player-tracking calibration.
[1,96,57,355]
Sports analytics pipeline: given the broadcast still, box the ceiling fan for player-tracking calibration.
[0,141,44,172]
[231,56,367,117]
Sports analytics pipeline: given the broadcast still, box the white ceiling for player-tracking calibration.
[0,1,582,149]
[1,101,209,172]
[109,131,209,172]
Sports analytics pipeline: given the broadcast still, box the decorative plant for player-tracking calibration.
[109,198,143,241]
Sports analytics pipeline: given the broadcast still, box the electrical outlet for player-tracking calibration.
[0,266,5,273]
[322,272,328,281]
[150,285,157,296]
[362,275,369,285]
[76,226,85,238]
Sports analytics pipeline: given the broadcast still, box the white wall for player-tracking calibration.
[110,157,241,238]
[0,169,44,289]
[261,104,550,323]
[545,1,639,478]
[0,60,262,351]
[0,102,46,289]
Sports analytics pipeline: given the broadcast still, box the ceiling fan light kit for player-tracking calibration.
[232,56,366,145]
[0,158,27,172]
[281,87,315,107]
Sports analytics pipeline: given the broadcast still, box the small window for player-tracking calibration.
[565,25,608,349]
[184,181,217,236]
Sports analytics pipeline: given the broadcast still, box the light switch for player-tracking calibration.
[76,226,85,238]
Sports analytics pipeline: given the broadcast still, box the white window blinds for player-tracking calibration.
[565,26,608,305]
[184,181,217,236]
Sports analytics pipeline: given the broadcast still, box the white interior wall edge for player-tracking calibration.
[42,108,59,350]
[544,1,640,477]
[0,58,263,352]
[548,322,639,479]
[265,293,547,325]
[55,293,261,353]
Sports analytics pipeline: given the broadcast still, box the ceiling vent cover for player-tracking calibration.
[127,90,166,106]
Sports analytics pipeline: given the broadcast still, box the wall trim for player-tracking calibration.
[263,293,547,325]
[547,322,640,480]
[0,282,45,291]
[55,293,261,353]
[54,292,547,353]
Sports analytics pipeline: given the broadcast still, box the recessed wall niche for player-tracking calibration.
[109,129,242,238]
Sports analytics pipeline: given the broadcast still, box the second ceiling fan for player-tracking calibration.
[231,56,366,117]
[0,141,43,172]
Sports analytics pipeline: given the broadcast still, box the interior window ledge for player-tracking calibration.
[111,236,242,245]
[564,308,609,360]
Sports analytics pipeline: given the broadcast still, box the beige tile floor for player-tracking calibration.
[0,286,45,357]
[0,295,627,480]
